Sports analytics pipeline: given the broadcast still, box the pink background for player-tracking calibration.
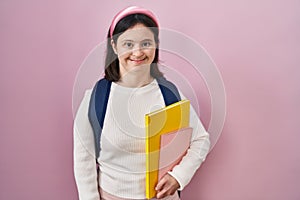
[1,0,300,199]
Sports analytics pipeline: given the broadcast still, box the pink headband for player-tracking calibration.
[109,6,159,38]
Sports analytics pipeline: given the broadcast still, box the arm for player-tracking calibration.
[156,92,210,198]
[73,90,100,200]
[167,101,210,190]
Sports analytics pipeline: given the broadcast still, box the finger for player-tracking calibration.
[156,187,169,199]
[155,176,167,191]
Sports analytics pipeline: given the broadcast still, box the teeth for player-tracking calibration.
[131,58,145,61]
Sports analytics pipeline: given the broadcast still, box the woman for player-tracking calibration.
[74,6,210,200]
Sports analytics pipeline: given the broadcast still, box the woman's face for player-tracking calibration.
[111,23,157,76]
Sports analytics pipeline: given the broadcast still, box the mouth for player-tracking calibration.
[129,57,146,64]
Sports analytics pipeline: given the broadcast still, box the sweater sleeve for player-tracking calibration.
[73,89,100,200]
[167,91,211,191]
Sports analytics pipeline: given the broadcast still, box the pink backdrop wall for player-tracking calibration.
[1,0,299,199]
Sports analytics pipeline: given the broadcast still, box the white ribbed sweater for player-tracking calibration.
[73,79,210,200]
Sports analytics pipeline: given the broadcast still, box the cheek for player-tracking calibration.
[118,50,131,60]
[145,48,156,58]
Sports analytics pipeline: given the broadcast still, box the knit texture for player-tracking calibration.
[73,79,210,199]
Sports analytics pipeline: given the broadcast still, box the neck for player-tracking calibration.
[117,67,154,88]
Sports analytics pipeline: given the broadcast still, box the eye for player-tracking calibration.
[141,41,153,48]
[123,42,134,49]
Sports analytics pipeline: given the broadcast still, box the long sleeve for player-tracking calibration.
[168,92,211,191]
[73,89,100,200]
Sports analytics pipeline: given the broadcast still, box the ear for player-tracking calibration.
[111,40,118,55]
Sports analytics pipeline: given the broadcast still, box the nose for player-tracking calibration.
[132,46,144,57]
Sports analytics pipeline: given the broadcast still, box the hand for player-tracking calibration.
[155,173,180,199]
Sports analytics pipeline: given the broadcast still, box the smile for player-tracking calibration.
[129,58,146,63]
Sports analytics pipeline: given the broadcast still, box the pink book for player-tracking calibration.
[158,127,193,180]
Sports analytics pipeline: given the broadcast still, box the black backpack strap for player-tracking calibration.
[156,76,181,105]
[88,78,112,161]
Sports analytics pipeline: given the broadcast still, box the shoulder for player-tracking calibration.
[157,77,187,99]
[84,89,93,97]
[92,78,112,93]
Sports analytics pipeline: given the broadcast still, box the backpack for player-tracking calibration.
[87,76,182,196]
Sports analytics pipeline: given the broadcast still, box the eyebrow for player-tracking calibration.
[121,39,154,43]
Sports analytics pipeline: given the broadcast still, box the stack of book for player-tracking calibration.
[145,99,193,199]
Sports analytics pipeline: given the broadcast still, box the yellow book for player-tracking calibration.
[145,99,190,199]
